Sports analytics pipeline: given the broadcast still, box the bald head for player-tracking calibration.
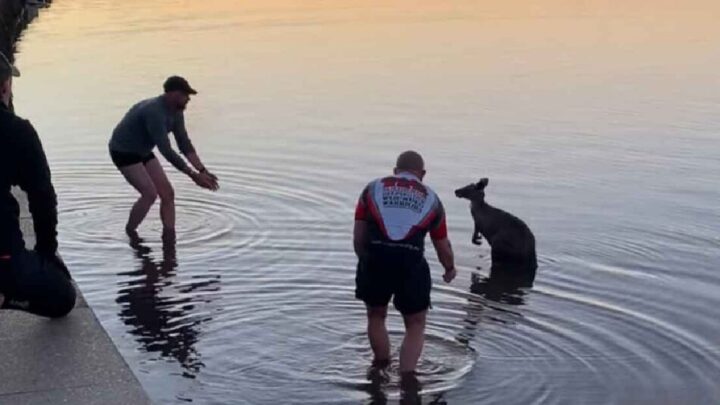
[396,151,424,171]
[394,150,426,179]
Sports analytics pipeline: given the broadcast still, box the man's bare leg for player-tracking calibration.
[367,305,391,365]
[144,158,176,240]
[399,310,427,373]
[119,163,158,234]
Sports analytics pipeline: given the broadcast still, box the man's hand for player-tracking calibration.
[204,169,219,182]
[443,268,457,283]
[205,171,220,189]
[191,171,219,191]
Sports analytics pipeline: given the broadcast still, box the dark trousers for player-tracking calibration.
[0,249,76,318]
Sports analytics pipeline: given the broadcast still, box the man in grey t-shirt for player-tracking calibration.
[109,76,218,240]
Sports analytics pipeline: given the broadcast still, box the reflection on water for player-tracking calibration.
[364,372,449,405]
[456,270,533,349]
[116,235,220,379]
[470,270,534,305]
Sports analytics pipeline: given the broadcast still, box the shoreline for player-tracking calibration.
[0,0,40,63]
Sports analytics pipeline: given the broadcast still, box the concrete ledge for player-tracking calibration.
[0,309,150,404]
[0,189,151,404]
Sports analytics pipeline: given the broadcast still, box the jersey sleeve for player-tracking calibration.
[354,185,370,221]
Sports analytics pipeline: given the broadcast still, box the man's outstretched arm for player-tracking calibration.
[432,237,456,283]
[429,204,456,283]
[173,116,219,188]
[185,151,218,182]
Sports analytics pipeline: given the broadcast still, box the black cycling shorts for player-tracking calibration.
[355,244,431,315]
[110,149,156,169]
[0,249,76,318]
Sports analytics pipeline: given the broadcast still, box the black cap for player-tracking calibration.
[0,51,20,77]
[163,76,197,95]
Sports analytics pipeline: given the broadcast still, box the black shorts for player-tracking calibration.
[355,245,431,315]
[110,149,156,168]
[0,249,76,318]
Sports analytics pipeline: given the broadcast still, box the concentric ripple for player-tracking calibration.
[44,143,720,405]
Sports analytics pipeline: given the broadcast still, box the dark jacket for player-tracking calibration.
[0,102,58,257]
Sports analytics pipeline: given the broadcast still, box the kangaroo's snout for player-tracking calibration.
[455,179,487,201]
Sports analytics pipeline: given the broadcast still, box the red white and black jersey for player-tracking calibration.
[355,172,447,252]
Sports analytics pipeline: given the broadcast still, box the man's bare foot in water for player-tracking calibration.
[400,371,422,403]
[125,226,139,238]
[127,231,151,255]
[366,358,391,383]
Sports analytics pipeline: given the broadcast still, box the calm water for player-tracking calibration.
[13,0,720,403]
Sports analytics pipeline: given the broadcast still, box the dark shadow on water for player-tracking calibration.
[116,234,220,379]
[470,269,533,305]
[456,268,535,348]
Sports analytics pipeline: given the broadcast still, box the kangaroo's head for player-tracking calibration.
[455,178,489,202]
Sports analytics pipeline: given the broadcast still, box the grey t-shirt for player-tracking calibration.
[109,96,195,172]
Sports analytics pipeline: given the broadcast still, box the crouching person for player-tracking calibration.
[0,52,75,318]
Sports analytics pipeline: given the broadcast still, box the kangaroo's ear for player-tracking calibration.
[477,178,489,189]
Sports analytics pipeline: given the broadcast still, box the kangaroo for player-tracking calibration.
[455,178,537,286]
